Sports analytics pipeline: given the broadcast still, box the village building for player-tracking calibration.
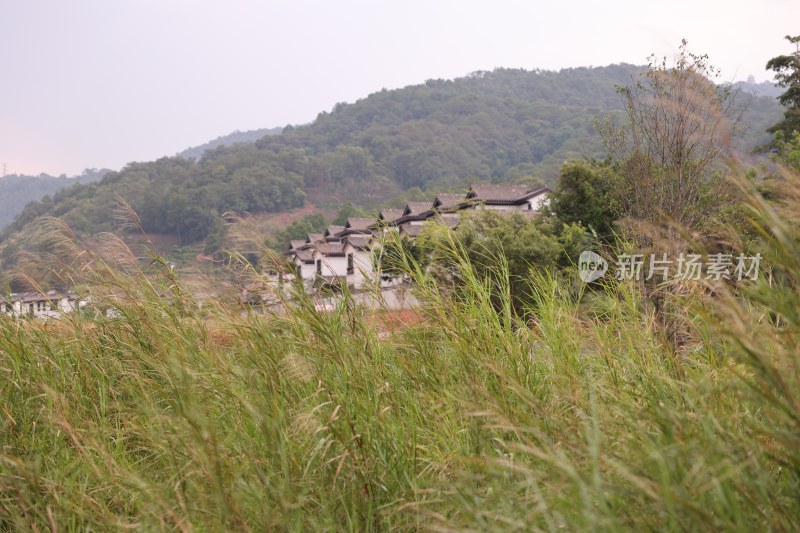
[323,225,345,242]
[435,212,462,228]
[376,208,404,228]
[0,298,15,316]
[343,235,374,289]
[289,239,306,251]
[399,224,424,238]
[306,233,325,245]
[1,290,84,319]
[395,202,435,227]
[291,248,317,284]
[338,217,375,237]
[274,183,551,300]
[466,184,550,212]
[432,193,469,212]
[291,232,376,291]
[312,242,348,281]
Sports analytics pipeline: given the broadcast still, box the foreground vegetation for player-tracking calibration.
[0,167,798,531]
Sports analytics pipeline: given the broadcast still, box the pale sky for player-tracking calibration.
[1,0,797,176]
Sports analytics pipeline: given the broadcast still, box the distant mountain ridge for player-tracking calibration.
[177,127,283,160]
[726,78,783,99]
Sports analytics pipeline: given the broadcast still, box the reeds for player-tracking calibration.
[0,173,798,531]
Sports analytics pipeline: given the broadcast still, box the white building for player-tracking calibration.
[344,235,375,289]
[394,202,434,227]
[312,242,349,282]
[284,222,377,292]
[1,290,84,319]
[290,247,317,286]
[308,238,376,290]
[277,183,551,297]
[432,193,468,212]
[466,184,550,212]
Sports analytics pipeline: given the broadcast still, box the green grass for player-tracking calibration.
[0,181,798,531]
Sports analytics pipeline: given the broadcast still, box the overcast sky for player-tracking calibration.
[1,0,797,177]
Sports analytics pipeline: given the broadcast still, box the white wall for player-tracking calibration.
[3,296,83,319]
[313,252,349,279]
[528,193,549,211]
[345,247,375,289]
[293,258,317,285]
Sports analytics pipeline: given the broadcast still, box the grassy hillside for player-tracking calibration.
[0,168,797,529]
[0,64,784,267]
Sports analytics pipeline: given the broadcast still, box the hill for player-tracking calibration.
[0,64,784,272]
[0,169,108,230]
[177,127,283,160]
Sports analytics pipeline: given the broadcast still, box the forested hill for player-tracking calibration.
[0,64,783,254]
[177,127,283,160]
[0,169,108,229]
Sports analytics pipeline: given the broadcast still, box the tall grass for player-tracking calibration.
[0,176,798,531]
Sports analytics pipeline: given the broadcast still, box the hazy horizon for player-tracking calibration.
[2,0,797,177]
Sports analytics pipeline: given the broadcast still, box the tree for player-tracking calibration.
[203,213,228,256]
[427,210,589,311]
[549,160,621,239]
[374,234,428,278]
[331,203,368,226]
[599,40,745,230]
[771,130,800,172]
[268,213,328,250]
[766,35,800,138]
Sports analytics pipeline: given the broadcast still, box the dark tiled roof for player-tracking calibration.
[433,193,467,210]
[306,233,325,244]
[399,224,424,237]
[436,213,461,228]
[378,209,404,223]
[467,184,534,203]
[13,291,76,303]
[293,249,315,263]
[315,243,346,257]
[467,185,550,205]
[289,239,306,251]
[346,235,372,250]
[404,202,433,216]
[345,217,375,231]
[324,225,345,238]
